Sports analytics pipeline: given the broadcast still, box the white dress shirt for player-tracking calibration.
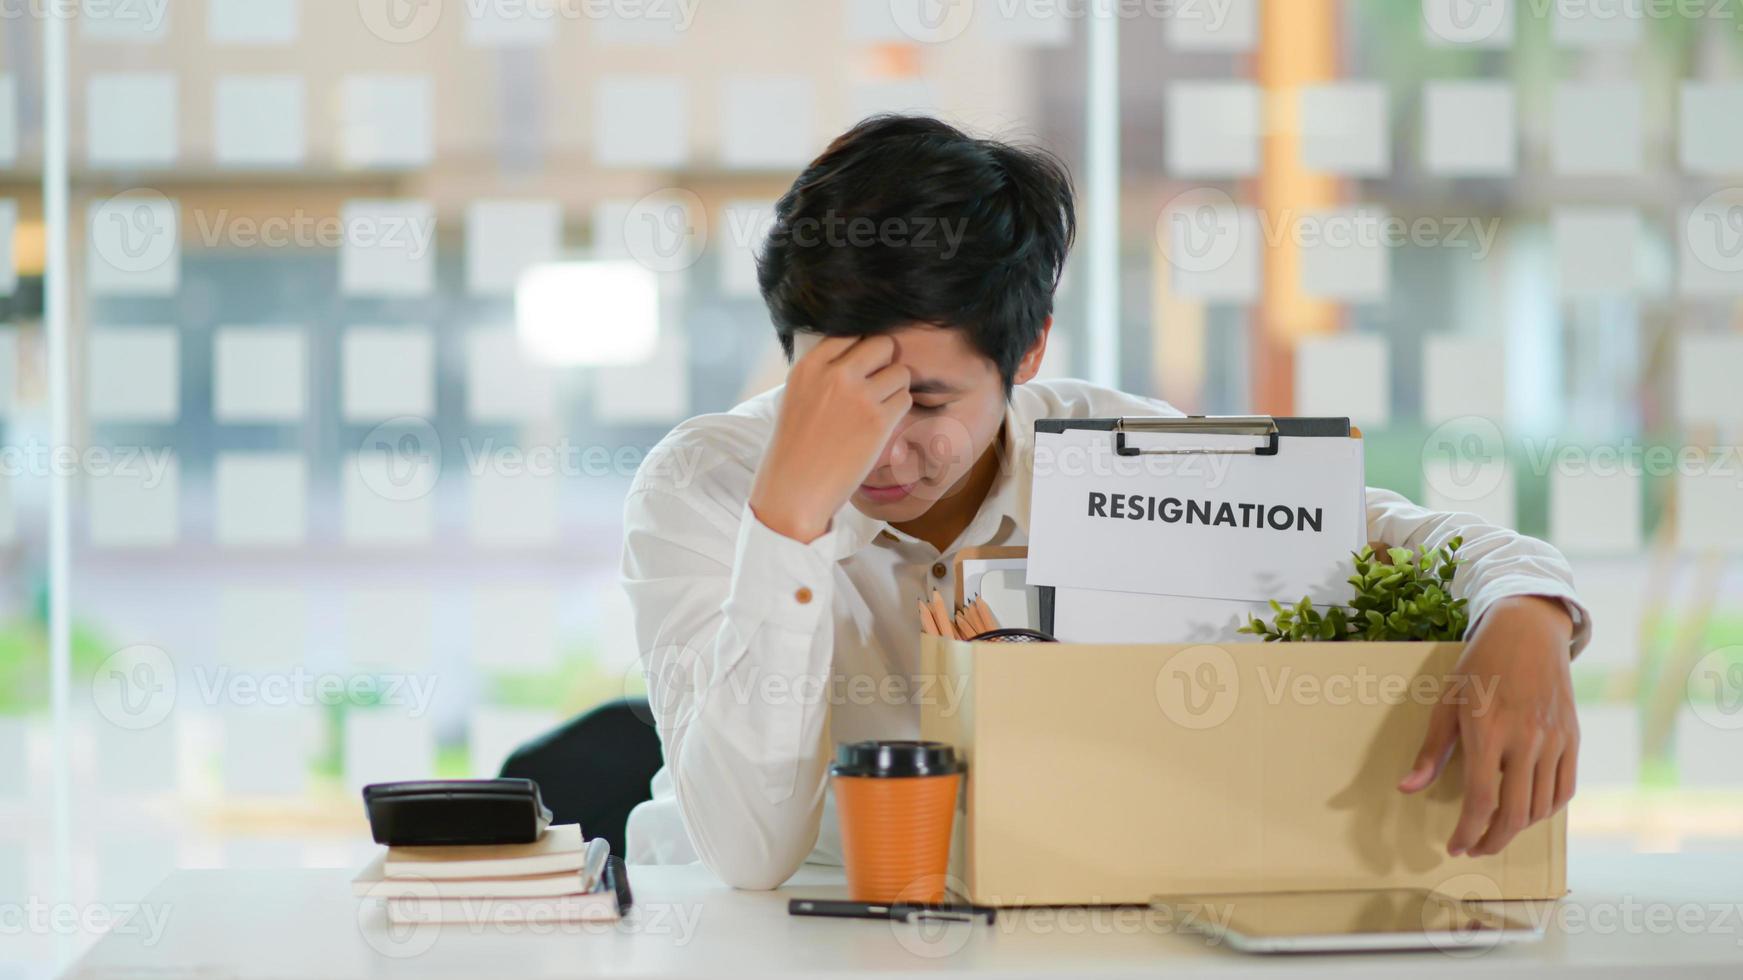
[620,379,1590,889]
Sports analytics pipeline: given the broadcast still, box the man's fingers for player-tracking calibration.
[1471,752,1535,856]
[1529,744,1560,824]
[867,362,911,401]
[834,335,898,375]
[1553,742,1578,813]
[806,334,857,363]
[1399,698,1459,793]
[1447,740,1501,856]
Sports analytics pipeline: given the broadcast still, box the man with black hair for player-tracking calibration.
[621,115,1588,890]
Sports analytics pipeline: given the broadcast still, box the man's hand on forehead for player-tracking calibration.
[753,334,912,543]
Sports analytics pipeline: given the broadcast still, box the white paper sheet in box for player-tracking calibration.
[951,546,1040,632]
[1026,417,1366,643]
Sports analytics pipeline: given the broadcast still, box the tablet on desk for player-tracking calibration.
[1151,888,1545,954]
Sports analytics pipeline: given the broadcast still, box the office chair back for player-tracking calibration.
[499,697,664,858]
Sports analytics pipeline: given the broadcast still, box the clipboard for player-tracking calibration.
[1027,416,1364,642]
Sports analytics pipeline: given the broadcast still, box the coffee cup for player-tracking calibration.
[831,740,963,904]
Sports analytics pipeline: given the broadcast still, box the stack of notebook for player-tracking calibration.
[352,824,626,924]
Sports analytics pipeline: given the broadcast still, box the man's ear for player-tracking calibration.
[1011,318,1051,387]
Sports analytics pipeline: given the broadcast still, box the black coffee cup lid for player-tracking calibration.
[831,740,962,778]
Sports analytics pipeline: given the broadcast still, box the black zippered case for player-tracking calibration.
[362,778,553,846]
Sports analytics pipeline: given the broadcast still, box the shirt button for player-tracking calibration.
[794,587,813,605]
[931,563,948,579]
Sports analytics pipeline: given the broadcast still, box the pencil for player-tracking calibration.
[954,612,974,640]
[918,599,940,636]
[960,602,984,636]
[973,596,999,632]
[930,590,952,641]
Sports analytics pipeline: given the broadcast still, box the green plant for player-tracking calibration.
[1238,537,1470,643]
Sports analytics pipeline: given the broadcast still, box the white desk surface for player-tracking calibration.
[69,853,1743,979]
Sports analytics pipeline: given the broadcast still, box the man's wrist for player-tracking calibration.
[748,497,831,545]
[1481,595,1575,652]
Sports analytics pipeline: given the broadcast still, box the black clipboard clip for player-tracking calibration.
[1113,416,1281,458]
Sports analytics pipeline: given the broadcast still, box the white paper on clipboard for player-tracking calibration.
[1027,421,1365,612]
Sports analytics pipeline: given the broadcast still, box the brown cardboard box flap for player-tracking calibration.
[919,634,1566,906]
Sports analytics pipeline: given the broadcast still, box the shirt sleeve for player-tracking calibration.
[1363,487,1591,657]
[620,485,839,890]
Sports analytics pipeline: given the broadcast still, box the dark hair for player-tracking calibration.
[756,114,1076,388]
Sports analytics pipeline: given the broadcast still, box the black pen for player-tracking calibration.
[788,898,996,924]
[605,856,634,913]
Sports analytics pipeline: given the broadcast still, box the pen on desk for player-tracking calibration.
[578,837,611,892]
[604,856,633,913]
[788,898,996,925]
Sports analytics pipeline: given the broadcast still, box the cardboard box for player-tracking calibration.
[918,634,1566,906]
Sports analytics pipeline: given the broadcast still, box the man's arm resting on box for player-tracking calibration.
[621,487,835,890]
[1363,488,1586,858]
